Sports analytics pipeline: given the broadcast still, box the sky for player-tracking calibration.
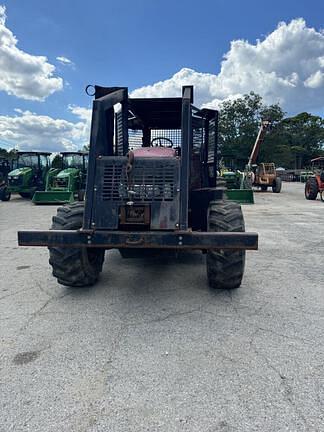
[0,0,323,151]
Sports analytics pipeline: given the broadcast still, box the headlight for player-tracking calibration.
[13,176,19,180]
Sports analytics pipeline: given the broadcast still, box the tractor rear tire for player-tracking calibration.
[272,177,282,193]
[305,177,318,200]
[19,192,32,199]
[49,202,105,287]
[260,185,268,191]
[206,200,245,290]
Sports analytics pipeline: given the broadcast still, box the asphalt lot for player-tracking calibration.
[0,182,324,432]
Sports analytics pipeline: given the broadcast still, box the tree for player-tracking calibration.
[219,92,284,169]
[218,93,323,169]
[0,147,18,160]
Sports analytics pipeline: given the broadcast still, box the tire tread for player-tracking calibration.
[207,200,245,290]
[48,202,104,287]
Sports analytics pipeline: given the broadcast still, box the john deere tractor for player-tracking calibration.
[19,85,258,290]
[0,158,12,201]
[7,152,51,199]
[33,152,88,204]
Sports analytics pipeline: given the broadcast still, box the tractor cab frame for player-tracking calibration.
[8,152,51,199]
[61,152,88,171]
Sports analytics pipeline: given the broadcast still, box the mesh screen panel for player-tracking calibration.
[208,118,216,163]
[115,112,124,155]
[102,159,178,202]
[128,130,143,150]
[193,127,204,155]
[150,129,182,147]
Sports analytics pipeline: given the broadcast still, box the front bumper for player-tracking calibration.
[18,230,258,250]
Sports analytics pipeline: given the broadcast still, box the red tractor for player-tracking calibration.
[305,157,324,201]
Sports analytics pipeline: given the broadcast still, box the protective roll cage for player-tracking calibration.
[18,86,258,251]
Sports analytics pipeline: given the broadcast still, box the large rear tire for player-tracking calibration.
[272,177,282,193]
[206,200,245,290]
[305,177,318,200]
[49,202,105,287]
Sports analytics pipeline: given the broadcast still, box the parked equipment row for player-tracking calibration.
[0,152,88,203]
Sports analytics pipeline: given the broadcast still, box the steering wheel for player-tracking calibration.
[150,137,173,148]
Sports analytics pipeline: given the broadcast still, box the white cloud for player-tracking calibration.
[56,56,74,67]
[304,70,324,89]
[0,5,63,101]
[131,19,324,114]
[0,107,91,151]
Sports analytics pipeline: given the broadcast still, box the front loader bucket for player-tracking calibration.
[225,189,254,204]
[32,191,75,205]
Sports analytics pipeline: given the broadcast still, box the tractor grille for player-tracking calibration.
[102,158,178,202]
[102,164,128,201]
[8,177,23,186]
[54,178,68,188]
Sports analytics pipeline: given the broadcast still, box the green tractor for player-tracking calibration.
[7,152,51,199]
[221,170,255,204]
[0,158,12,201]
[33,152,88,204]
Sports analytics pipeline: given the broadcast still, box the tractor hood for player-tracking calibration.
[57,168,79,178]
[8,167,32,177]
[131,147,177,158]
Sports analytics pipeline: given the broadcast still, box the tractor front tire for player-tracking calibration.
[0,186,11,201]
[305,177,318,200]
[260,185,268,191]
[272,177,282,193]
[207,201,245,290]
[49,202,105,287]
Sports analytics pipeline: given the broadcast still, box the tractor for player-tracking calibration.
[221,170,255,204]
[18,86,258,290]
[33,152,88,204]
[245,120,282,193]
[7,152,51,199]
[305,157,324,201]
[0,158,12,201]
[253,162,282,193]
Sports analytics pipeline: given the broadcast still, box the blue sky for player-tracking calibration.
[0,0,323,150]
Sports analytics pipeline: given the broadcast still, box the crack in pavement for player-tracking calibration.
[249,328,309,428]
[0,287,33,301]
[18,290,71,333]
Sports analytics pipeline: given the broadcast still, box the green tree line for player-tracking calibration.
[219,92,324,169]
[0,148,18,160]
